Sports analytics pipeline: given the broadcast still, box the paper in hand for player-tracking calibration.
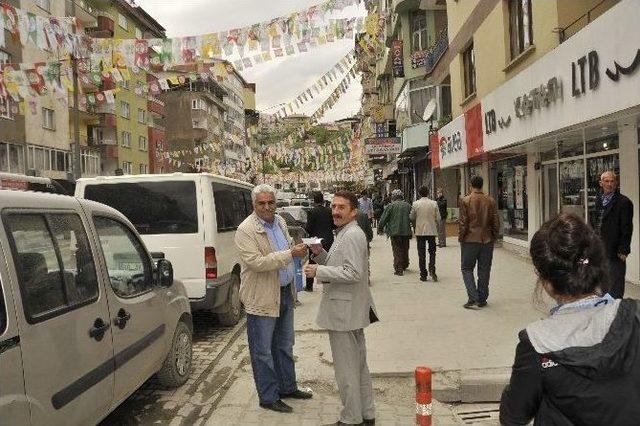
[302,237,323,245]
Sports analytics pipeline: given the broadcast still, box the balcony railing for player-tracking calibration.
[558,0,619,43]
[425,26,448,75]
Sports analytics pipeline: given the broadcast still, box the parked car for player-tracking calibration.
[0,190,192,425]
[76,173,253,326]
[0,172,68,194]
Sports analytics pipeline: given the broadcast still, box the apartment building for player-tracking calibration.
[433,0,640,282]
[88,0,165,175]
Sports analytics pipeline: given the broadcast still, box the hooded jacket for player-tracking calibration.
[500,298,640,425]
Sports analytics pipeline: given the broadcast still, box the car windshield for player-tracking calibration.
[84,181,198,234]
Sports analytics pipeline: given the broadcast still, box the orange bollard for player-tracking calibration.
[415,366,432,426]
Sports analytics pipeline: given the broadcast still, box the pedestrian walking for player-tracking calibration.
[358,191,374,223]
[378,189,412,276]
[305,191,335,292]
[459,176,500,309]
[410,186,440,282]
[500,213,640,425]
[594,170,633,299]
[436,188,448,247]
[357,209,374,248]
[304,190,378,426]
[234,184,312,413]
[372,194,384,228]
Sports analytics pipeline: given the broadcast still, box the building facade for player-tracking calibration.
[434,0,640,282]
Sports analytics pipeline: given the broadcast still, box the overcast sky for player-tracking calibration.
[135,0,364,122]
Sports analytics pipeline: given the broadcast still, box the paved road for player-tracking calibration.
[100,311,247,426]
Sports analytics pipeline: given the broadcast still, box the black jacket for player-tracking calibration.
[305,204,335,251]
[595,191,633,259]
[500,299,640,425]
[436,195,448,220]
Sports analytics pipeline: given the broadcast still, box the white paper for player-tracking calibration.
[302,237,323,245]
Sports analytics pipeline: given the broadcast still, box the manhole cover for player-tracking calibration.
[454,404,500,425]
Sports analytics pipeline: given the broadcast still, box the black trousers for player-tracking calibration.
[416,235,437,278]
[390,236,410,273]
[461,242,494,303]
[609,257,627,299]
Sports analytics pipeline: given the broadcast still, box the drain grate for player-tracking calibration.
[455,404,501,425]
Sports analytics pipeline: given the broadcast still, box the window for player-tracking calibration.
[118,12,128,30]
[509,0,533,59]
[139,164,148,174]
[121,131,131,148]
[212,183,253,231]
[192,98,206,110]
[120,101,130,119]
[35,0,50,12]
[138,136,147,151]
[0,49,11,65]
[410,10,428,52]
[94,217,153,298]
[462,43,476,98]
[5,213,99,324]
[137,108,146,123]
[135,27,142,39]
[42,108,55,130]
[0,97,13,120]
[122,161,132,174]
[84,181,198,234]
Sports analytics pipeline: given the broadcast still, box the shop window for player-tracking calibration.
[559,160,585,218]
[586,135,619,154]
[558,136,583,158]
[462,43,476,98]
[495,157,528,240]
[509,0,533,59]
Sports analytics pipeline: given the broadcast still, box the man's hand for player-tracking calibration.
[309,243,323,256]
[304,264,318,278]
[290,243,308,258]
[618,253,628,262]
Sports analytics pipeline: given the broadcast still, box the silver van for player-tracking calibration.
[0,190,193,425]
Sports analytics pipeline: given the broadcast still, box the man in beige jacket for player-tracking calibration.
[234,184,310,413]
[410,185,441,282]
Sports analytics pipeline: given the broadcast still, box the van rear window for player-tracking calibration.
[84,181,198,234]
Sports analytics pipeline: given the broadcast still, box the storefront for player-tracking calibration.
[477,0,640,281]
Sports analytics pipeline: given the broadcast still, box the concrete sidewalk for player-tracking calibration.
[206,235,640,424]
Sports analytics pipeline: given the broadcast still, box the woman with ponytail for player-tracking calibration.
[500,213,640,425]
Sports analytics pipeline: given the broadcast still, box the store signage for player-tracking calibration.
[465,103,484,159]
[480,1,640,153]
[438,114,467,169]
[365,137,402,155]
[392,40,405,78]
[513,77,563,118]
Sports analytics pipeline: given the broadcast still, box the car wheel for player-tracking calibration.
[157,321,192,387]
[217,274,242,327]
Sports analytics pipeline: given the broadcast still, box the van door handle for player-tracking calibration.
[114,308,131,329]
[89,318,110,341]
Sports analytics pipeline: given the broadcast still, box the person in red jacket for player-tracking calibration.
[500,213,640,425]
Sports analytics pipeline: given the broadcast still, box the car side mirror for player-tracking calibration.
[156,258,174,287]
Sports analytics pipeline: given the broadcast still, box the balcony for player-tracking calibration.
[192,119,208,130]
[95,103,116,115]
[425,27,449,76]
[99,113,117,128]
[66,0,97,27]
[100,145,118,159]
[392,0,420,14]
[558,0,620,43]
[87,15,114,38]
[147,98,166,117]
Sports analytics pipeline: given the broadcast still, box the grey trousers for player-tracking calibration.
[437,219,447,246]
[461,241,495,303]
[328,329,375,424]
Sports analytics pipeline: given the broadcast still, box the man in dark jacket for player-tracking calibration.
[378,189,412,276]
[436,188,448,247]
[595,171,633,299]
[305,192,335,291]
[459,176,500,309]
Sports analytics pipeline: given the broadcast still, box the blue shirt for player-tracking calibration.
[260,217,295,287]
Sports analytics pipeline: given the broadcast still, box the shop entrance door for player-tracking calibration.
[543,164,558,221]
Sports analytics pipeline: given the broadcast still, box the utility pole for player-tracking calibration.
[71,0,81,181]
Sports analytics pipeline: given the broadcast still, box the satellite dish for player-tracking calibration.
[422,99,437,122]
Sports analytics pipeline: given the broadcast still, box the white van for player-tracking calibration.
[75,173,253,326]
[0,190,192,425]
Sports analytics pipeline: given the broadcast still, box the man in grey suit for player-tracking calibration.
[410,186,440,282]
[304,190,377,426]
